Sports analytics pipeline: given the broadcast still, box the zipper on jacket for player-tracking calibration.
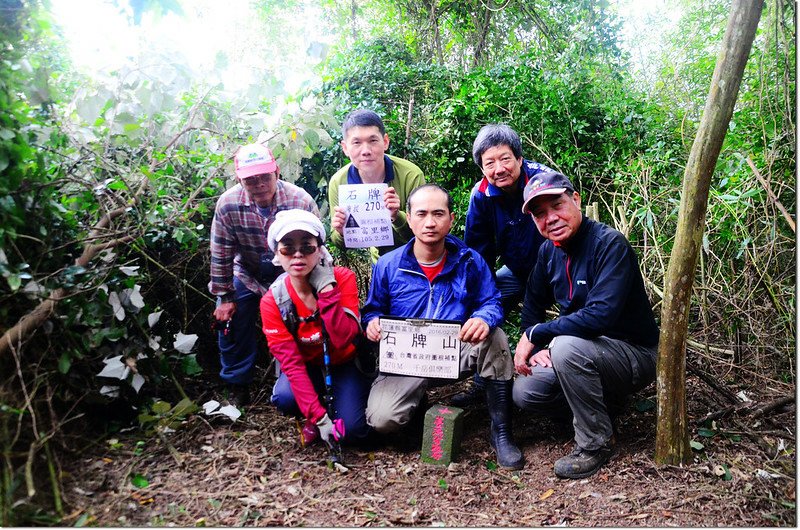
[399,267,436,318]
[566,255,573,300]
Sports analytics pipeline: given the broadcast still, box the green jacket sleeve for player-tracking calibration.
[327,166,348,249]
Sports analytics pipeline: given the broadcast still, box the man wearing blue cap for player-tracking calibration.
[512,171,659,479]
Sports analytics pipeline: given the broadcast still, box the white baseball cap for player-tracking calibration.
[267,209,326,252]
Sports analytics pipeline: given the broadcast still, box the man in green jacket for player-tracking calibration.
[328,109,425,262]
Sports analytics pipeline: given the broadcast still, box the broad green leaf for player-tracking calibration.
[152,400,171,414]
[130,473,149,489]
[485,460,498,471]
[171,397,199,418]
[6,274,22,292]
[58,353,71,374]
[690,440,704,451]
[697,428,717,438]
[303,129,320,149]
[181,354,203,376]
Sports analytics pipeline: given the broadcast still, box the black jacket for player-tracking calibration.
[521,216,659,350]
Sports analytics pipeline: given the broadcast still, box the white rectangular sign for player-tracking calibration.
[339,183,393,249]
[378,317,461,379]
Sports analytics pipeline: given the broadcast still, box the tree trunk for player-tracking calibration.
[429,0,444,65]
[472,4,492,67]
[351,0,358,43]
[655,0,762,465]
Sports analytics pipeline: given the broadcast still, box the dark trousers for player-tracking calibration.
[271,360,373,444]
[512,335,657,451]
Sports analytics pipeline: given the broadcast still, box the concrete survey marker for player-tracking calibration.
[421,404,464,465]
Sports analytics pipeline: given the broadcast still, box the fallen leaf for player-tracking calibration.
[202,400,221,414]
[173,332,199,353]
[539,488,554,500]
[210,405,241,421]
[99,385,120,398]
[148,310,163,328]
[97,356,128,379]
[108,291,125,321]
[627,513,648,519]
[119,265,140,276]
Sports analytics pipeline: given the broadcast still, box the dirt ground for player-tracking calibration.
[59,372,795,527]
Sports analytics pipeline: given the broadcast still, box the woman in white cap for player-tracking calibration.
[260,209,371,448]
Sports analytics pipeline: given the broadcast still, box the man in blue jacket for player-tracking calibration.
[362,184,523,469]
[454,124,553,407]
[512,171,659,479]
[465,124,554,314]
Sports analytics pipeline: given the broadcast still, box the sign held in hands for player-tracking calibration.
[378,317,461,379]
[339,183,393,248]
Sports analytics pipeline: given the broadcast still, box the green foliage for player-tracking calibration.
[0,0,795,525]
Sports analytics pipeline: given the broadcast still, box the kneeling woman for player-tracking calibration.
[261,209,371,447]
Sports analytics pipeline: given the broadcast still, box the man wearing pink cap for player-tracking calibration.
[209,142,319,406]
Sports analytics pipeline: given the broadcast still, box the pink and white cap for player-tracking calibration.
[234,143,279,179]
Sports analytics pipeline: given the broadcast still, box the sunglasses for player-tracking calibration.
[277,244,318,256]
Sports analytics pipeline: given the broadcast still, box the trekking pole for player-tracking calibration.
[319,319,346,468]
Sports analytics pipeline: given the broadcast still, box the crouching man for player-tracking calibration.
[512,171,659,479]
[362,184,523,470]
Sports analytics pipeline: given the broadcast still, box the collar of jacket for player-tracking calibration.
[553,214,591,253]
[346,155,395,185]
[399,234,469,276]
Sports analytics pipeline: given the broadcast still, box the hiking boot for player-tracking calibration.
[227,384,251,408]
[554,444,613,479]
[449,373,486,408]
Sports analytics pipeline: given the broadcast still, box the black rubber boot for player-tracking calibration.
[227,383,251,408]
[484,378,524,470]
[449,372,486,408]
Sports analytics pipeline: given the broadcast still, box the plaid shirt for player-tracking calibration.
[208,180,319,301]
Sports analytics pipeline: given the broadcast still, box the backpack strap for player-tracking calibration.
[269,272,320,338]
[269,273,300,337]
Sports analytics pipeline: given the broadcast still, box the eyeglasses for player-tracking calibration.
[277,244,318,256]
[241,173,276,186]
